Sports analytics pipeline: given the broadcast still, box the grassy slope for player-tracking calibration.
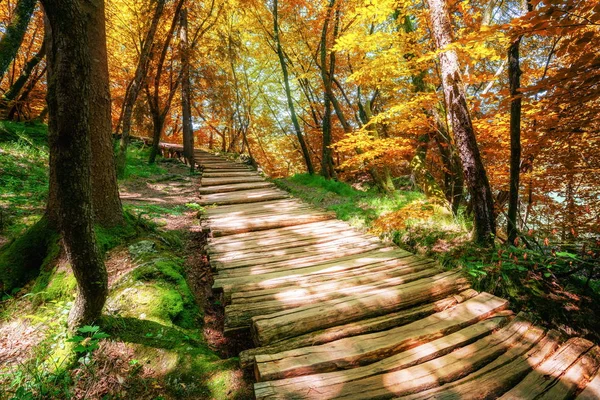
[0,124,251,399]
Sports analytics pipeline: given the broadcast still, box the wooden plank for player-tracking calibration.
[199,188,290,206]
[210,211,335,237]
[399,328,562,400]
[198,182,274,194]
[251,270,470,346]
[239,290,479,369]
[577,366,600,400]
[223,258,436,305]
[498,337,595,399]
[206,219,351,245]
[213,248,419,296]
[214,241,388,276]
[211,234,380,264]
[202,176,265,186]
[253,293,507,380]
[224,268,441,331]
[207,228,371,257]
[204,199,309,216]
[230,258,437,304]
[203,171,260,178]
[535,345,600,400]
[254,309,527,399]
[253,313,511,397]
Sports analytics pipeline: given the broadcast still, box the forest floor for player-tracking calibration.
[0,124,253,399]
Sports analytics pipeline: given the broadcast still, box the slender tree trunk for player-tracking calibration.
[88,0,123,227]
[180,7,195,172]
[319,0,336,179]
[427,0,496,245]
[273,0,314,174]
[0,0,37,83]
[507,36,522,244]
[42,0,108,328]
[115,0,165,177]
[147,0,185,164]
[1,40,45,113]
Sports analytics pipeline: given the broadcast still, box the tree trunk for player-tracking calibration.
[0,0,37,83]
[88,0,123,227]
[319,0,336,179]
[507,36,522,245]
[147,0,185,164]
[427,0,496,246]
[115,0,165,177]
[273,0,314,174]
[180,7,195,172]
[42,0,108,328]
[1,39,45,115]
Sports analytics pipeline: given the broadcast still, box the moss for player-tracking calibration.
[94,212,139,254]
[32,270,77,304]
[0,217,60,293]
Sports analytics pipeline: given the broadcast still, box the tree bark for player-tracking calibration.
[0,0,37,83]
[115,0,165,177]
[426,0,496,245]
[507,36,522,244]
[180,7,195,172]
[319,0,336,179]
[148,0,185,164]
[273,0,314,174]
[1,39,45,111]
[42,0,108,328]
[88,0,123,227]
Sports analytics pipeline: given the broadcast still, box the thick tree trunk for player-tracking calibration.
[180,7,195,172]
[115,0,165,177]
[507,36,522,244]
[42,0,108,328]
[88,0,123,227]
[0,0,37,83]
[427,0,496,246]
[273,0,314,174]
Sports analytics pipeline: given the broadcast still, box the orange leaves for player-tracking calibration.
[370,200,436,235]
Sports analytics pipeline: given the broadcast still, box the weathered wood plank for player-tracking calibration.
[214,242,388,276]
[230,258,437,304]
[398,328,562,400]
[210,212,335,237]
[254,310,527,399]
[199,188,290,206]
[202,176,265,186]
[577,364,600,400]
[213,248,423,298]
[204,199,310,217]
[253,293,507,380]
[199,182,274,194]
[251,271,470,346]
[239,290,479,369]
[206,219,351,244]
[207,228,371,257]
[203,171,260,178]
[253,314,511,397]
[498,337,595,399]
[224,268,441,331]
[211,235,381,265]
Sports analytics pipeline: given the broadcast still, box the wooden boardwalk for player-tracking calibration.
[194,150,600,399]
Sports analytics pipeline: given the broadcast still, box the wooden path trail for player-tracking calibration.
[193,149,600,399]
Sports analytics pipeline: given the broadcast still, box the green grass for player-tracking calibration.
[0,121,49,238]
[120,142,167,180]
[274,173,425,229]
